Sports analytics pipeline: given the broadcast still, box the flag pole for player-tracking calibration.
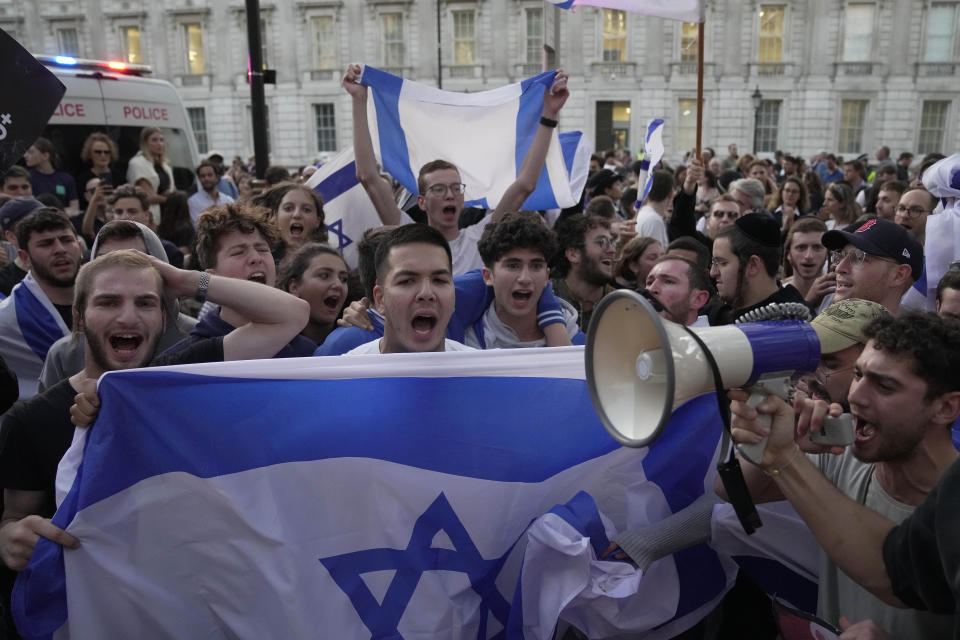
[695,21,704,158]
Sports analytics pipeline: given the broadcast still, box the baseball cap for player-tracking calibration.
[204,150,224,162]
[0,197,44,232]
[821,218,924,282]
[587,169,621,197]
[811,298,890,354]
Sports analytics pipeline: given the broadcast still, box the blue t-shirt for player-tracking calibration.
[29,168,78,205]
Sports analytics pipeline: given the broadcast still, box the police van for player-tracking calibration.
[36,55,200,189]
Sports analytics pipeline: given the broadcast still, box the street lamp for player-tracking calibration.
[751,86,763,155]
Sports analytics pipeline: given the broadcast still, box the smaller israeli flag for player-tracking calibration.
[635,118,665,209]
[304,146,382,269]
[362,65,591,211]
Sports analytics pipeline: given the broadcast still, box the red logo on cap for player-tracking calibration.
[856,219,878,233]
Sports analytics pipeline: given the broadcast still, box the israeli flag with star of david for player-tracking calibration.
[362,65,592,212]
[14,347,735,640]
[304,146,382,269]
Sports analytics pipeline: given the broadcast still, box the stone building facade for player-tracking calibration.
[2,0,957,167]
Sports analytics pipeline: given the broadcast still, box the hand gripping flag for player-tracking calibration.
[361,66,592,211]
[303,146,382,269]
[16,347,735,639]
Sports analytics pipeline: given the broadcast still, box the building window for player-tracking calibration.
[842,4,874,62]
[918,100,949,154]
[677,99,698,155]
[758,5,784,62]
[755,100,781,153]
[188,107,208,154]
[57,27,80,57]
[381,13,405,67]
[525,7,543,64]
[312,15,337,69]
[120,26,143,64]
[602,9,626,62]
[259,18,270,69]
[452,10,476,65]
[596,100,630,150]
[314,104,336,153]
[680,22,698,63]
[838,99,868,153]
[923,3,957,62]
[183,23,206,74]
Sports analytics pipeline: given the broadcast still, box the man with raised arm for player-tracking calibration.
[342,63,569,275]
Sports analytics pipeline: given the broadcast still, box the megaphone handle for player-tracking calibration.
[736,391,770,465]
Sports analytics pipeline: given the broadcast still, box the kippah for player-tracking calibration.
[734,213,781,247]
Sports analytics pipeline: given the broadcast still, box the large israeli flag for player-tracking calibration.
[15,348,734,639]
[362,66,591,211]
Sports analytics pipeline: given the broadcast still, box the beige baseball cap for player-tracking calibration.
[811,298,890,354]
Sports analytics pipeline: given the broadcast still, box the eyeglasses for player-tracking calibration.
[814,363,855,383]
[712,210,739,219]
[425,182,466,197]
[894,204,930,219]
[593,236,614,250]
[830,248,895,267]
[709,257,729,269]
[92,149,111,155]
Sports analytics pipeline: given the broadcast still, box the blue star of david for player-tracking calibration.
[320,492,514,639]
[327,219,353,251]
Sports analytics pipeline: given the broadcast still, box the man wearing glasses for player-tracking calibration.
[821,218,923,314]
[342,63,569,276]
[892,186,937,245]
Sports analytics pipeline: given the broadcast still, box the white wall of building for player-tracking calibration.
[3,0,957,167]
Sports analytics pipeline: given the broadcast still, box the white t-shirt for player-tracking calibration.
[398,211,492,276]
[634,204,669,248]
[345,338,474,355]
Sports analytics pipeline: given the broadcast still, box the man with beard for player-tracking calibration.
[551,215,616,331]
[874,180,906,221]
[893,186,937,245]
[708,213,805,324]
[188,161,234,227]
[821,218,922,314]
[642,255,711,326]
[0,249,309,577]
[727,312,958,638]
[0,209,82,399]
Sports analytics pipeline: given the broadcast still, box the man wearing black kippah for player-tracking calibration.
[708,213,805,324]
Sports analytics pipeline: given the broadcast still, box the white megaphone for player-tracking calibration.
[585,290,823,463]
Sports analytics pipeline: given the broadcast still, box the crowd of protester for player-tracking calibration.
[0,63,958,639]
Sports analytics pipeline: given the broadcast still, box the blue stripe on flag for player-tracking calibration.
[912,262,928,296]
[74,372,616,513]
[13,281,63,361]
[546,0,577,8]
[314,160,359,203]
[548,491,610,557]
[516,71,558,210]
[361,66,418,193]
[733,555,819,612]
[559,131,582,178]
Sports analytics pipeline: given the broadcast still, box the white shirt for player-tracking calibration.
[188,189,235,226]
[634,204,670,248]
[345,338,474,355]
[398,211,492,276]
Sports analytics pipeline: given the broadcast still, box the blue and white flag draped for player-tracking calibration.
[361,65,592,211]
[15,347,735,639]
[635,118,665,209]
[304,146,382,269]
[902,153,960,311]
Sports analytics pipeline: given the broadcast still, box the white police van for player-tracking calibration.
[36,55,200,189]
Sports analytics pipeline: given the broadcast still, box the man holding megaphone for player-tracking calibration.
[727,311,960,638]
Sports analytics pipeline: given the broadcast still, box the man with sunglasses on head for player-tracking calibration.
[821,218,923,315]
[343,63,569,275]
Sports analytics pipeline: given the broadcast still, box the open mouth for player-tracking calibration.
[853,415,877,444]
[109,334,143,355]
[442,206,457,217]
[289,223,304,237]
[411,314,437,335]
[512,290,533,303]
[322,294,341,311]
[247,271,267,284]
